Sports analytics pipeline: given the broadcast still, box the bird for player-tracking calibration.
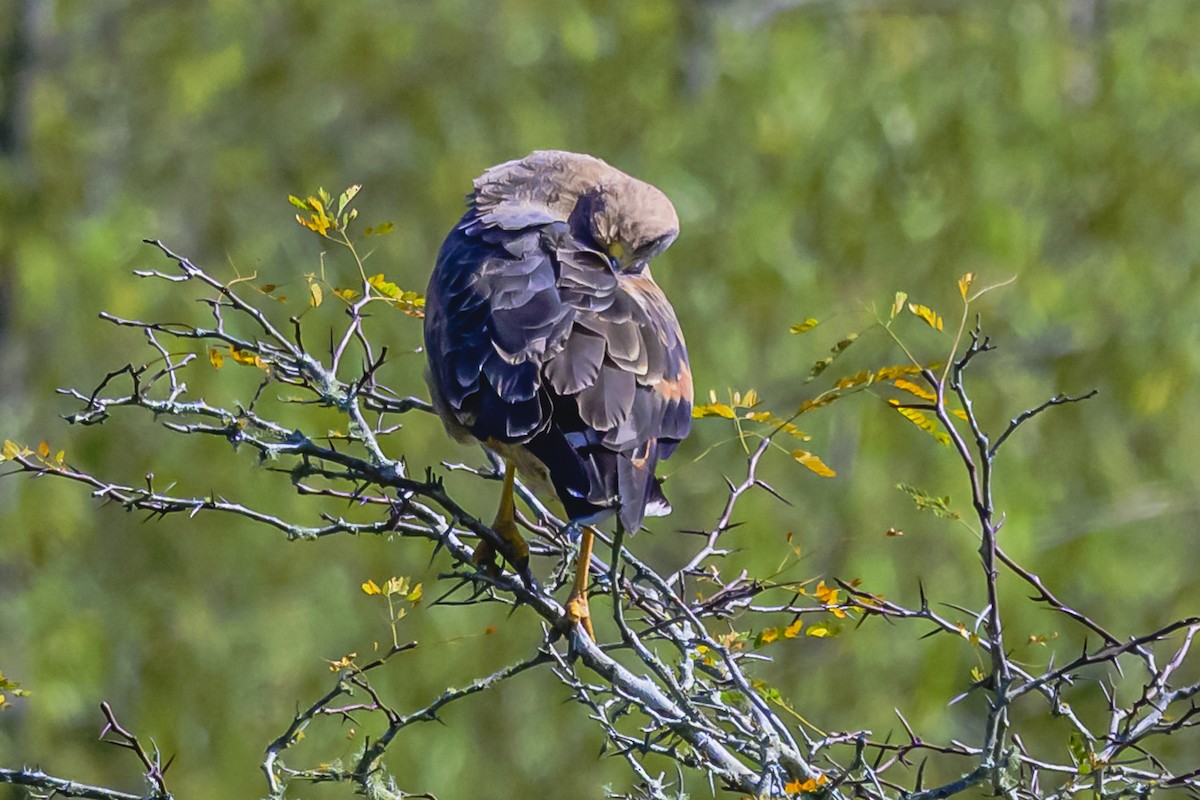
[423,150,692,639]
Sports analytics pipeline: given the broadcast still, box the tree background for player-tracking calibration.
[2,1,1198,797]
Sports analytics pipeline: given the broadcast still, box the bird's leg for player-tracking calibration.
[565,525,596,640]
[472,462,531,584]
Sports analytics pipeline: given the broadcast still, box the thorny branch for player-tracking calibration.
[3,246,1198,799]
[0,703,173,800]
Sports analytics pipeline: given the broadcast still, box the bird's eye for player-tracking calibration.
[607,255,621,271]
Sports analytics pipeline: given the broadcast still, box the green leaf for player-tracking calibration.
[337,184,362,214]
[809,333,858,379]
[896,483,959,520]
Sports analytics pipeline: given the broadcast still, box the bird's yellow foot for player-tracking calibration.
[565,589,594,640]
[563,524,597,640]
[473,461,534,587]
[471,537,500,579]
[491,512,531,583]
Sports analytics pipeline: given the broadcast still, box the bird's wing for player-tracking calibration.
[536,239,692,529]
[424,213,691,530]
[424,222,573,441]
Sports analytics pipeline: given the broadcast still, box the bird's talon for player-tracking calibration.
[472,539,500,578]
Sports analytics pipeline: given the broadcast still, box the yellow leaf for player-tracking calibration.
[907,302,944,331]
[789,318,819,334]
[958,272,975,299]
[955,622,981,646]
[797,394,838,415]
[693,403,736,419]
[731,388,759,408]
[368,273,399,296]
[2,440,20,461]
[894,378,935,401]
[951,408,968,420]
[228,346,265,369]
[745,411,810,440]
[759,627,780,645]
[889,402,951,445]
[806,623,831,638]
[384,576,410,596]
[37,440,49,458]
[407,583,423,604]
[814,580,839,606]
[258,283,277,293]
[361,579,382,596]
[364,221,396,237]
[367,274,425,316]
[208,347,225,369]
[970,666,985,683]
[308,281,323,308]
[834,369,873,390]
[791,450,836,477]
[333,287,360,302]
[328,652,357,671]
[790,776,825,793]
[873,364,926,381]
[783,619,803,638]
[891,291,908,319]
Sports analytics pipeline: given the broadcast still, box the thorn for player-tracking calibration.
[753,478,793,506]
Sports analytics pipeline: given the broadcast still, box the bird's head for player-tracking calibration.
[474,150,679,274]
[577,178,679,275]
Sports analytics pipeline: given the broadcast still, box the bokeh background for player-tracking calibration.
[2,1,1199,797]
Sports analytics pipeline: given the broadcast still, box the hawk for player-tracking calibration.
[424,150,692,637]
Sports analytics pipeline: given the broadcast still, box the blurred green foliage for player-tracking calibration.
[2,1,1199,797]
